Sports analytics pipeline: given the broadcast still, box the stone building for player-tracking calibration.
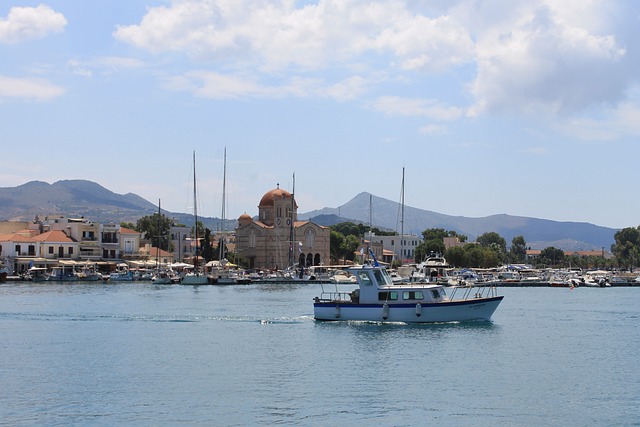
[235,185,330,270]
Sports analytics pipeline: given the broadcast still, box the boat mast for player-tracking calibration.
[400,167,405,265]
[192,151,199,271]
[289,172,295,268]
[219,147,226,262]
[157,198,161,269]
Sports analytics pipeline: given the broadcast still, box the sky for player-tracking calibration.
[1,1,639,230]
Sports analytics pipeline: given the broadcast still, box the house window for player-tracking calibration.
[49,246,54,254]
[69,247,74,255]
[249,231,256,248]
[15,244,21,254]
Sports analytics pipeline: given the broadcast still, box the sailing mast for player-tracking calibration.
[156,198,161,270]
[400,167,405,265]
[219,147,226,262]
[192,151,199,271]
[288,172,295,268]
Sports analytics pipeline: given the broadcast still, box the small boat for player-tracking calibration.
[47,265,79,282]
[313,264,503,323]
[151,269,174,285]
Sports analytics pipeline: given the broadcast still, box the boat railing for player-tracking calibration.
[315,290,353,303]
[447,282,500,300]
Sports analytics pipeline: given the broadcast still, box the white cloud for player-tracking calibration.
[0,75,64,99]
[558,101,640,141]
[113,0,474,73]
[419,124,448,135]
[67,57,146,78]
[112,0,640,125]
[469,1,631,116]
[0,4,67,44]
[372,96,462,121]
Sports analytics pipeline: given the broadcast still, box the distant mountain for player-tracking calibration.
[0,180,235,231]
[299,192,617,251]
[0,182,617,251]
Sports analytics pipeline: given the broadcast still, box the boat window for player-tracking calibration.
[402,291,424,300]
[378,291,398,301]
[431,289,441,299]
[374,268,393,285]
[358,271,372,286]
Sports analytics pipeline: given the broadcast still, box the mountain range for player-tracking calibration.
[0,180,617,251]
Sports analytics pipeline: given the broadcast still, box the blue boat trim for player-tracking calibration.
[314,295,504,309]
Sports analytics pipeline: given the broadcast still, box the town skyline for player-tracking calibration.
[2,1,639,229]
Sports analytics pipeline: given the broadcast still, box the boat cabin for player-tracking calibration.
[346,265,447,305]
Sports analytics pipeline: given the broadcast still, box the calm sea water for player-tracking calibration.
[0,280,638,426]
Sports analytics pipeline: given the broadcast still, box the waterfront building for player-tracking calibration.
[39,216,102,259]
[169,225,195,262]
[0,229,78,274]
[373,233,422,263]
[235,185,330,270]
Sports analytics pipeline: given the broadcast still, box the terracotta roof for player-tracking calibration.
[32,230,75,243]
[258,185,297,208]
[120,227,139,234]
[0,233,36,243]
[148,247,172,257]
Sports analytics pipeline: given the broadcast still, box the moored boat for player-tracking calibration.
[313,264,503,323]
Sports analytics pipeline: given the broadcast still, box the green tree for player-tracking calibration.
[476,232,507,263]
[120,221,135,230]
[201,228,214,262]
[135,213,173,251]
[343,235,361,263]
[330,230,345,263]
[445,246,466,267]
[539,247,564,267]
[509,235,527,263]
[611,226,640,269]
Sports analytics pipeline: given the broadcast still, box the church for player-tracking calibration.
[235,185,330,270]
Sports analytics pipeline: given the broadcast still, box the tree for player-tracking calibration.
[539,247,564,267]
[445,246,466,267]
[330,230,345,263]
[509,235,527,263]
[135,213,172,251]
[611,226,640,269]
[201,228,214,262]
[476,232,507,264]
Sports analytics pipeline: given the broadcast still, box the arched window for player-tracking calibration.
[305,229,315,247]
[314,253,321,266]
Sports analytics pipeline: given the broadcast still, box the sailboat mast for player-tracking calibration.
[220,147,226,261]
[192,151,199,269]
[400,167,405,265]
[157,198,161,268]
[289,172,295,268]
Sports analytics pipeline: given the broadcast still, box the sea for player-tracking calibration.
[0,280,638,427]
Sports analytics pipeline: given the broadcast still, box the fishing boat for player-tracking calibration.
[313,262,503,323]
[181,151,209,285]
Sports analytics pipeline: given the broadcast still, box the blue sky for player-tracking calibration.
[1,1,639,230]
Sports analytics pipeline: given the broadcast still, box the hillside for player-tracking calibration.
[300,192,617,251]
[0,182,617,251]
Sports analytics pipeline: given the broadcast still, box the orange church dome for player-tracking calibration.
[259,185,295,207]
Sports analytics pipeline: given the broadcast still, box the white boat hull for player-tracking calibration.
[314,296,503,323]
[180,274,209,285]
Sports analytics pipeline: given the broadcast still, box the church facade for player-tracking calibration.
[235,185,330,270]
